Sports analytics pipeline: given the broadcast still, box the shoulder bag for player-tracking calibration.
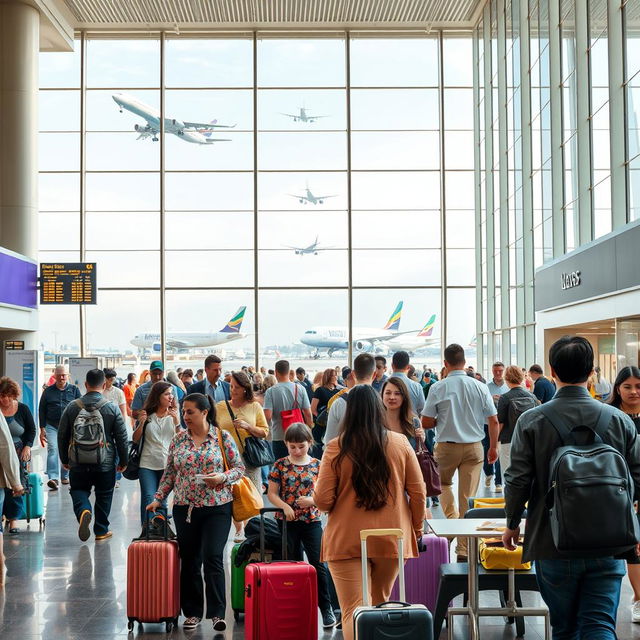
[122,419,148,481]
[218,428,263,522]
[280,383,304,431]
[225,400,274,468]
[415,436,442,498]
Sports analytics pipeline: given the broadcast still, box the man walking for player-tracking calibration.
[188,355,230,402]
[528,364,556,404]
[484,361,509,493]
[39,365,81,490]
[58,369,128,542]
[263,360,312,459]
[131,361,184,419]
[372,356,388,393]
[503,336,640,637]
[421,344,499,559]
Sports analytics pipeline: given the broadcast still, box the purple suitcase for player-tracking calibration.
[390,533,450,611]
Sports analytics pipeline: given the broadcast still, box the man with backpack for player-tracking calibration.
[58,369,129,542]
[503,336,640,637]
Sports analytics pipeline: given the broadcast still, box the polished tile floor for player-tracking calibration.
[1,480,639,639]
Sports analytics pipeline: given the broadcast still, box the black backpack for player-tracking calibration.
[507,395,538,430]
[541,402,639,557]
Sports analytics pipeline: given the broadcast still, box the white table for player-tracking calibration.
[428,518,550,640]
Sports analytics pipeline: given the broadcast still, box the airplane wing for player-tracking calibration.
[183,121,236,130]
[288,193,307,200]
[203,138,232,143]
[166,337,195,349]
[314,194,337,200]
[280,113,299,118]
[360,328,429,343]
[281,244,303,250]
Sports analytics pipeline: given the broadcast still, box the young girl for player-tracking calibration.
[267,423,337,630]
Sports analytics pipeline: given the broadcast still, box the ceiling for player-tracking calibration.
[51,0,485,32]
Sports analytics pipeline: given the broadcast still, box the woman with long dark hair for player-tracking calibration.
[314,385,426,640]
[608,366,640,621]
[381,376,425,451]
[147,393,244,632]
[134,381,180,525]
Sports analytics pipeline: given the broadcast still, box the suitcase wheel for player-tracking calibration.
[165,621,173,632]
[127,620,134,632]
[233,609,241,621]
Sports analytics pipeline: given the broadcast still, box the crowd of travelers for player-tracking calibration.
[0,338,638,639]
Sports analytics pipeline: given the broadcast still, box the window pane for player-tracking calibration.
[86,173,160,211]
[40,134,80,171]
[445,172,474,208]
[40,173,79,211]
[258,89,346,130]
[353,249,441,286]
[446,288,477,358]
[39,49,81,88]
[258,133,347,170]
[352,132,440,170]
[166,212,253,249]
[445,211,476,248]
[443,37,473,86]
[447,249,476,286]
[353,211,440,248]
[351,89,439,130]
[87,89,159,132]
[166,173,252,210]
[39,213,80,251]
[165,251,253,287]
[86,133,159,171]
[87,40,160,88]
[85,213,159,250]
[39,306,80,353]
[39,90,80,130]
[443,89,474,129]
[85,251,160,287]
[258,172,348,210]
[444,131,474,169]
[352,172,440,209]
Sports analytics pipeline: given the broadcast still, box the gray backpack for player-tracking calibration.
[69,398,109,466]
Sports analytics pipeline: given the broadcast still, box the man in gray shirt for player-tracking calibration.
[389,351,425,415]
[422,344,499,559]
[263,360,313,460]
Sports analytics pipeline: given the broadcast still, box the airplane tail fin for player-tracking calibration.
[203,120,217,138]
[417,314,436,337]
[383,301,403,331]
[220,306,246,333]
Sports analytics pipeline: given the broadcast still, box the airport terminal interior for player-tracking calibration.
[1,0,640,637]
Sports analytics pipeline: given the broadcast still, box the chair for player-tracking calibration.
[433,508,540,639]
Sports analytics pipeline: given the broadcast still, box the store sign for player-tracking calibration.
[561,270,581,290]
[4,341,25,350]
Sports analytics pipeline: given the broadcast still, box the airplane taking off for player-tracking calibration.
[384,314,439,354]
[283,236,332,255]
[289,186,337,205]
[301,302,408,357]
[280,107,328,123]
[131,307,247,352]
[113,93,235,145]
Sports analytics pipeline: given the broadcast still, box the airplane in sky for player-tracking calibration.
[130,307,247,352]
[112,93,235,145]
[280,107,329,123]
[289,185,337,205]
[384,314,439,354]
[301,301,410,357]
[282,236,332,255]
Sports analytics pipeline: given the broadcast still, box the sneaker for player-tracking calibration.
[632,600,640,623]
[61,478,69,485]
[95,531,112,541]
[183,617,201,630]
[78,510,92,542]
[322,609,337,629]
[47,479,59,490]
[494,484,503,493]
[432,496,440,506]
[484,476,492,488]
[212,617,226,631]
[233,531,246,543]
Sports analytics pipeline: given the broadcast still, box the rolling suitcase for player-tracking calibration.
[230,543,272,621]
[24,470,45,528]
[389,533,450,611]
[126,516,180,632]
[244,508,318,640]
[353,529,433,640]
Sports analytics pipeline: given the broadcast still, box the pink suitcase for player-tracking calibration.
[390,533,450,611]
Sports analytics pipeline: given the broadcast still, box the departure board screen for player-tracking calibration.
[40,263,97,305]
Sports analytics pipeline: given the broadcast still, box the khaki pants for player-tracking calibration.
[434,441,484,556]
[328,557,399,640]
[499,442,511,477]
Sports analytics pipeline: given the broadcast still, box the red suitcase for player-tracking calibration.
[244,508,318,640]
[126,517,180,632]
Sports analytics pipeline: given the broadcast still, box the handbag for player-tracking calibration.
[218,428,263,521]
[280,383,304,431]
[122,419,148,481]
[224,400,274,468]
[479,537,531,570]
[415,436,442,497]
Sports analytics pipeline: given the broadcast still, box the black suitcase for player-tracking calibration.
[353,528,433,640]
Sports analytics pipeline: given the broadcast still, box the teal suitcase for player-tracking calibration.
[25,472,45,528]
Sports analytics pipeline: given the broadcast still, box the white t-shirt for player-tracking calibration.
[139,413,177,471]
[103,385,126,407]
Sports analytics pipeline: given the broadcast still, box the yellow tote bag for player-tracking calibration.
[472,497,506,509]
[478,538,531,570]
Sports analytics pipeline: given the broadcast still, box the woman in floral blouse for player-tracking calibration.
[147,393,244,633]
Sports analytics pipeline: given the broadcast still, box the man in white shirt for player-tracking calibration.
[323,354,376,444]
[421,344,499,559]
[389,351,425,415]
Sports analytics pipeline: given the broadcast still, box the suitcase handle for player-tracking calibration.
[360,529,405,606]
[375,601,410,609]
[145,513,170,542]
[259,508,287,562]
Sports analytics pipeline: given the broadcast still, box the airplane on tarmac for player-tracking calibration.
[301,301,419,357]
[112,93,235,145]
[130,307,247,352]
[282,236,333,255]
[280,107,329,123]
[384,314,439,354]
[289,185,337,205]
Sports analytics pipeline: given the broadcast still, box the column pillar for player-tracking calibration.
[0,0,40,352]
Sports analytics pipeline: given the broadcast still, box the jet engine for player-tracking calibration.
[354,340,374,353]
[152,342,162,352]
[134,124,149,132]
[318,199,324,204]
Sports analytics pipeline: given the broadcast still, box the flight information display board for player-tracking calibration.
[40,263,97,305]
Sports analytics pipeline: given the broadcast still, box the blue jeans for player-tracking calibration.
[138,467,166,525]
[45,424,69,482]
[536,557,625,639]
[69,468,116,536]
[482,425,501,484]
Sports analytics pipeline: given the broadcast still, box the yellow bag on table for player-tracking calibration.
[472,496,506,509]
[478,537,531,570]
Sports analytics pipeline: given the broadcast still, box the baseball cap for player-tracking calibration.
[150,360,164,371]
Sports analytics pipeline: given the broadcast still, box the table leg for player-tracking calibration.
[467,536,479,640]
